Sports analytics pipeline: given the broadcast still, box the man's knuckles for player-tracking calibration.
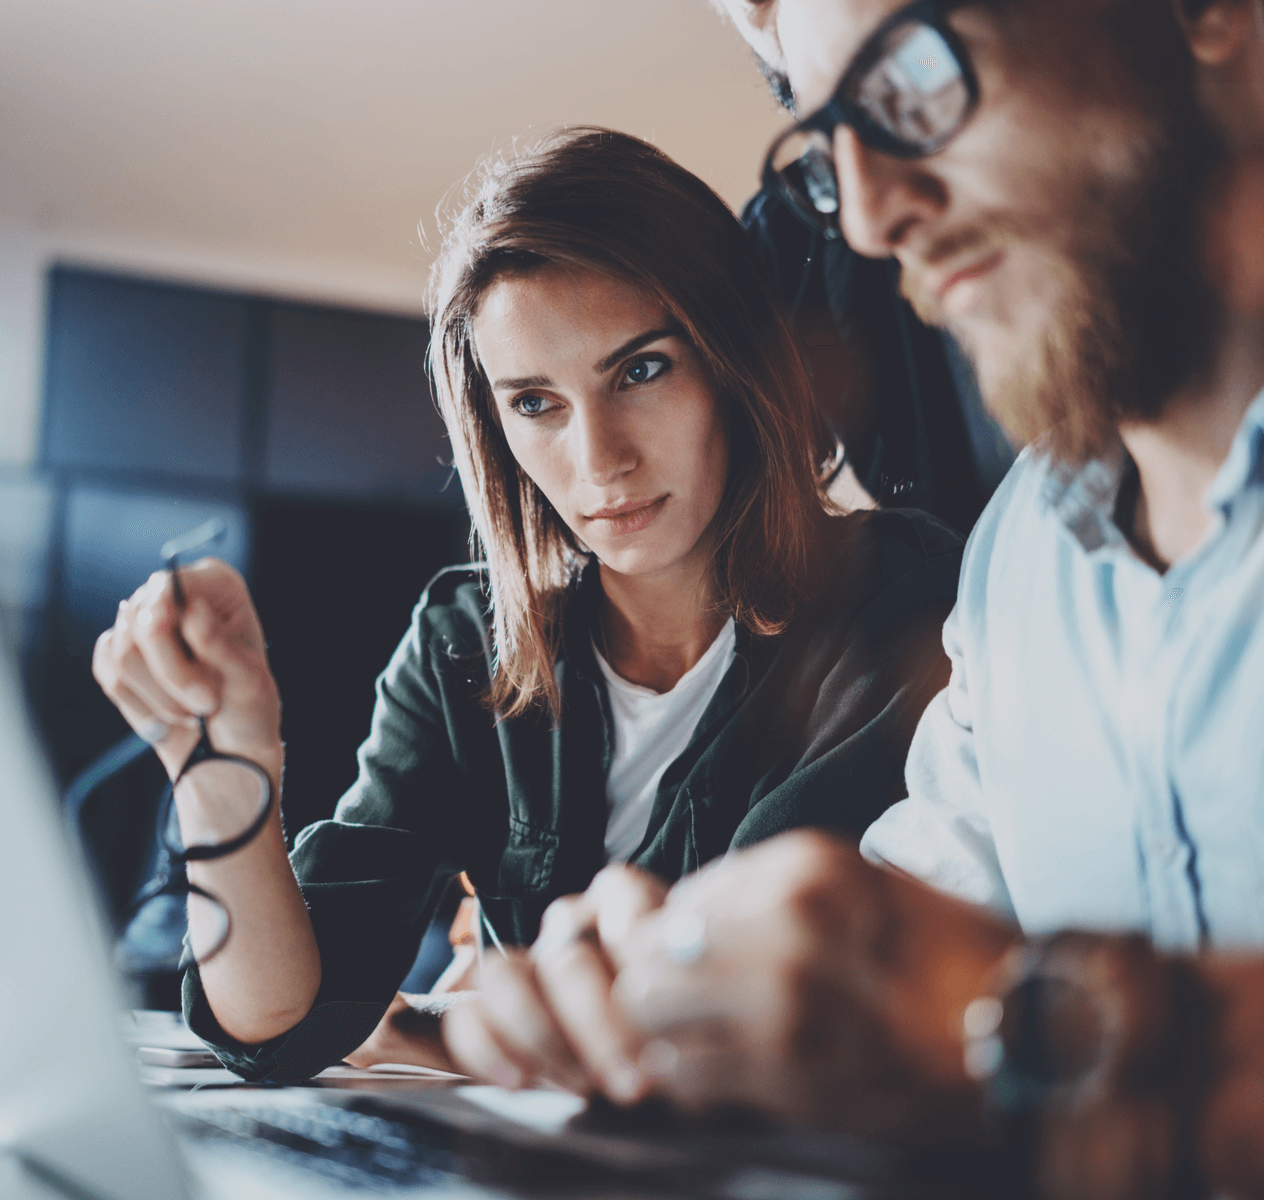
[755,967,849,1065]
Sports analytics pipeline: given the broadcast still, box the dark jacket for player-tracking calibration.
[743,186,1015,535]
[185,508,962,1082]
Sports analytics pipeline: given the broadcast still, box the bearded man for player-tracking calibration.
[440,1,1264,1192]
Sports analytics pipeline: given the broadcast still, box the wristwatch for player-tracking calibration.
[961,933,1126,1112]
[961,933,1212,1199]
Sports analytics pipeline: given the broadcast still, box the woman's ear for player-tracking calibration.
[1179,0,1258,66]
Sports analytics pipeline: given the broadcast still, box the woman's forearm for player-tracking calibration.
[185,773,322,1045]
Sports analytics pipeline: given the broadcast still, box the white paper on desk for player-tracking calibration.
[457,1085,586,1133]
[123,1011,211,1051]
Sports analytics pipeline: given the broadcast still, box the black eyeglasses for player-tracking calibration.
[120,520,274,973]
[762,0,979,239]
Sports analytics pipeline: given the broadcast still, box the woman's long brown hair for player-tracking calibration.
[429,127,838,722]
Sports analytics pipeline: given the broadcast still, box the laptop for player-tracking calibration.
[0,646,190,1200]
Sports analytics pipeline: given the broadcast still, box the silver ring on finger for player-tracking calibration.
[663,910,707,965]
[138,718,170,746]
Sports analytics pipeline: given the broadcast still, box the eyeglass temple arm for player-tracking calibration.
[159,517,227,650]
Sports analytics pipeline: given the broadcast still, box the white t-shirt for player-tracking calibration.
[593,618,737,863]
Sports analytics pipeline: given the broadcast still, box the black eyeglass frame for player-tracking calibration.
[762,0,981,237]
[128,717,276,964]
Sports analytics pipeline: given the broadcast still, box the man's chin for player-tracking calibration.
[949,318,1060,453]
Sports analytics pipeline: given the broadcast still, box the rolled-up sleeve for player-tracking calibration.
[859,600,1017,923]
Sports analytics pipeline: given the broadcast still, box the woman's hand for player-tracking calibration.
[92,557,282,786]
[345,991,469,1073]
[441,867,667,1098]
[94,557,317,1047]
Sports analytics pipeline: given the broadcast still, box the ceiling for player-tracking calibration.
[0,0,788,310]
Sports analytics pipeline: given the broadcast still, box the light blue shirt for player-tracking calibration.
[861,389,1264,951]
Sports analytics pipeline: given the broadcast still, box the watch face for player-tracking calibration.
[1003,973,1106,1090]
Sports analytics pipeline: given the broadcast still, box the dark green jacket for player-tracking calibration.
[185,509,962,1082]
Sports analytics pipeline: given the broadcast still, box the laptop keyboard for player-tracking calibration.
[176,1097,465,1191]
[172,1092,694,1197]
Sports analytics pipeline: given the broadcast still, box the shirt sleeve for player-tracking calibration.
[183,597,469,1083]
[859,600,1017,922]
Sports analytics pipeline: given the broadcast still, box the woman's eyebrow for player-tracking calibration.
[491,372,551,391]
[490,326,682,391]
[594,326,681,374]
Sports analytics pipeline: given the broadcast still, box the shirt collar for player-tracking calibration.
[1203,386,1264,511]
[1038,439,1132,554]
[1039,386,1264,553]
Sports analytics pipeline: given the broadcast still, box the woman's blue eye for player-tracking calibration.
[514,395,550,416]
[623,357,667,386]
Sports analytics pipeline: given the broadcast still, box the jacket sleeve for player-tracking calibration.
[183,594,470,1083]
[859,598,1018,922]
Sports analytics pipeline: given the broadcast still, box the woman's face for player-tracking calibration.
[474,265,730,585]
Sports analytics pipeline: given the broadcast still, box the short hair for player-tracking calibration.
[428,128,835,721]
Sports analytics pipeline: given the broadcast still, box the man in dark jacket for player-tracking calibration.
[727,0,1015,534]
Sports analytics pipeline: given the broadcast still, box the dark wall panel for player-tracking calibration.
[264,305,454,500]
[249,497,467,836]
[61,485,249,652]
[43,268,246,479]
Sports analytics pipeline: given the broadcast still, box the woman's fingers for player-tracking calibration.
[94,614,195,732]
[112,680,170,740]
[95,579,205,719]
[132,581,221,715]
[110,640,198,729]
[93,561,282,774]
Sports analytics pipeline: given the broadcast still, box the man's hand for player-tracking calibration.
[441,867,667,1098]
[608,831,1018,1139]
[446,830,1017,1140]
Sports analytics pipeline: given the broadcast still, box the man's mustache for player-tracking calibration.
[898,225,995,324]
[898,214,1048,324]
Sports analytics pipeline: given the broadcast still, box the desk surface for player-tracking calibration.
[155,1076,1020,1200]
[129,1013,1018,1200]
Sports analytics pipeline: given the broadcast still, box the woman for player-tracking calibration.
[92,128,961,1087]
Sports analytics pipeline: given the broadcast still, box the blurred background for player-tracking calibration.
[0,1,785,968]
[0,0,783,837]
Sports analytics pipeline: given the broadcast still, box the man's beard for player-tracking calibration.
[902,94,1224,468]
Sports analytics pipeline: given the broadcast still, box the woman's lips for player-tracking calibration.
[586,495,669,536]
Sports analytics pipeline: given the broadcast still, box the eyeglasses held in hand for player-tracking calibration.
[762,0,979,238]
[121,520,274,973]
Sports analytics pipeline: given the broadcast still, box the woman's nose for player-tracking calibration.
[573,404,636,485]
